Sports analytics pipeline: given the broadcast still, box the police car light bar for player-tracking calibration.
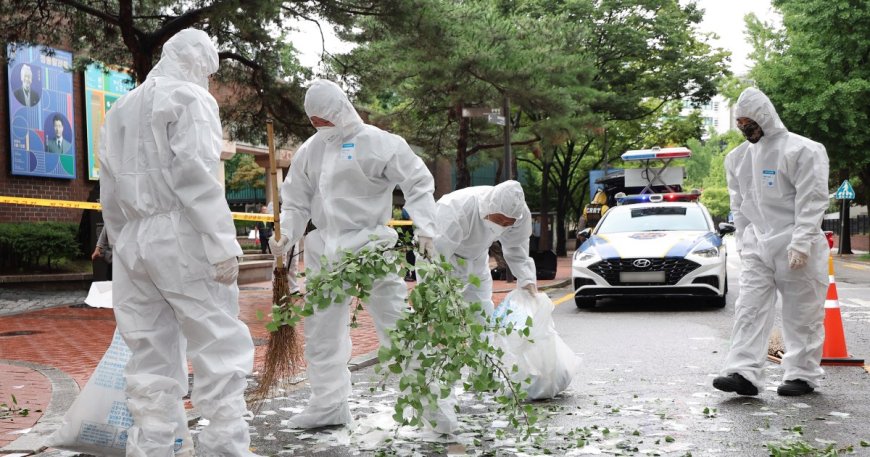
[621,147,692,161]
[617,192,701,205]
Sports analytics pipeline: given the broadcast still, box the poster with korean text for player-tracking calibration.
[7,44,76,179]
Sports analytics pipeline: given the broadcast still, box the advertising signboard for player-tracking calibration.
[7,44,76,179]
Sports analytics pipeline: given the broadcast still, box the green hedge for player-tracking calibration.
[234,219,258,236]
[0,222,81,270]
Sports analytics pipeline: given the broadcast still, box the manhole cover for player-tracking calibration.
[0,330,40,337]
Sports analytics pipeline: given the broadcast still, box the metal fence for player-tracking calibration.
[822,214,869,235]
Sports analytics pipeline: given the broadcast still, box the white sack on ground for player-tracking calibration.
[493,290,580,400]
[45,328,193,456]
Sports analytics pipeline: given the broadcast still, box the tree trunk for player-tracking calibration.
[860,165,870,250]
[555,192,569,256]
[434,155,453,198]
[455,104,471,189]
[539,158,552,252]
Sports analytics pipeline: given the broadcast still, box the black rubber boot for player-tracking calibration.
[777,379,814,396]
[712,373,759,396]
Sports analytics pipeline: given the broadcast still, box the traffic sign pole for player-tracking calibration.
[834,180,855,255]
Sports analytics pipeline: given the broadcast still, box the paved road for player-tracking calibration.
[224,245,870,456]
[7,250,869,456]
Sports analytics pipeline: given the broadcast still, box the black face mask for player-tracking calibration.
[737,120,764,144]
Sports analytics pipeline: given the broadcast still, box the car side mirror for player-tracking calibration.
[718,222,736,237]
[578,228,592,239]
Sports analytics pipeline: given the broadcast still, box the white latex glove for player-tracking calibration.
[521,283,538,296]
[269,235,290,257]
[788,248,808,270]
[417,236,437,260]
[213,257,239,285]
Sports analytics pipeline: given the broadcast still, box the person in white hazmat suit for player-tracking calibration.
[434,180,538,318]
[712,87,830,397]
[99,29,259,456]
[269,79,456,431]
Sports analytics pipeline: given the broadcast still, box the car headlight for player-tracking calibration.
[573,249,600,263]
[691,246,720,258]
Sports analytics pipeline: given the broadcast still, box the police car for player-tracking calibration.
[572,193,734,308]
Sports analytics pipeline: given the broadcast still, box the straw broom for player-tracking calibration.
[767,327,785,364]
[253,119,304,400]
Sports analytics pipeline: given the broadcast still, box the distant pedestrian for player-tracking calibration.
[90,225,112,280]
[255,204,273,254]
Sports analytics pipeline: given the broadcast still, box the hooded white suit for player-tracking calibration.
[99,29,257,456]
[721,87,830,389]
[278,79,438,428]
[434,180,537,317]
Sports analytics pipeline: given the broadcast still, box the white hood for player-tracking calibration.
[477,180,526,223]
[734,87,788,137]
[149,28,219,89]
[303,79,364,132]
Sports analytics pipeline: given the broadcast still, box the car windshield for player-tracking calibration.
[596,206,709,234]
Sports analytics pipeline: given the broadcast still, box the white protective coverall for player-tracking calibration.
[434,181,537,318]
[721,87,830,389]
[99,29,257,456]
[277,79,442,429]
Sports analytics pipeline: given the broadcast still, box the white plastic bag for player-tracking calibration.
[45,329,193,456]
[492,290,580,400]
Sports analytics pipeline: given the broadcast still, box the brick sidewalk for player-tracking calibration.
[0,255,573,450]
[0,364,51,448]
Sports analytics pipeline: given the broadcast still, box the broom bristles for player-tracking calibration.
[768,327,785,363]
[252,264,305,402]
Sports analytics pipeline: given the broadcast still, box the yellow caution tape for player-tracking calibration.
[1,196,414,227]
[0,196,102,210]
[232,212,274,222]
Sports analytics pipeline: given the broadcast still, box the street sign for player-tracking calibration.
[487,113,506,126]
[834,180,855,200]
[461,107,498,117]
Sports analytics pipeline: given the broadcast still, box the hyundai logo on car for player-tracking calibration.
[632,259,652,268]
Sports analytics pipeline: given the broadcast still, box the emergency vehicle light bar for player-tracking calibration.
[617,192,701,205]
[621,147,692,161]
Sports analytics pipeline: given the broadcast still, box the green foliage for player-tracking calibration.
[0,222,81,271]
[339,1,728,250]
[0,0,423,143]
[225,153,265,192]
[266,239,541,438]
[746,0,870,206]
[766,439,856,456]
[0,394,31,419]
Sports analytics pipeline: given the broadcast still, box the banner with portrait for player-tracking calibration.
[84,64,134,180]
[6,44,76,179]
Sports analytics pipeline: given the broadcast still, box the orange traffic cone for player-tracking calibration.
[821,255,864,366]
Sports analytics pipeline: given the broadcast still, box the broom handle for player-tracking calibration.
[267,119,281,241]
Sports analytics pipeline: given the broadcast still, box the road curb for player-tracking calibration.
[0,360,80,455]
[492,277,571,294]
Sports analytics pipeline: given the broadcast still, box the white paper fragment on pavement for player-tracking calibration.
[85,281,113,308]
